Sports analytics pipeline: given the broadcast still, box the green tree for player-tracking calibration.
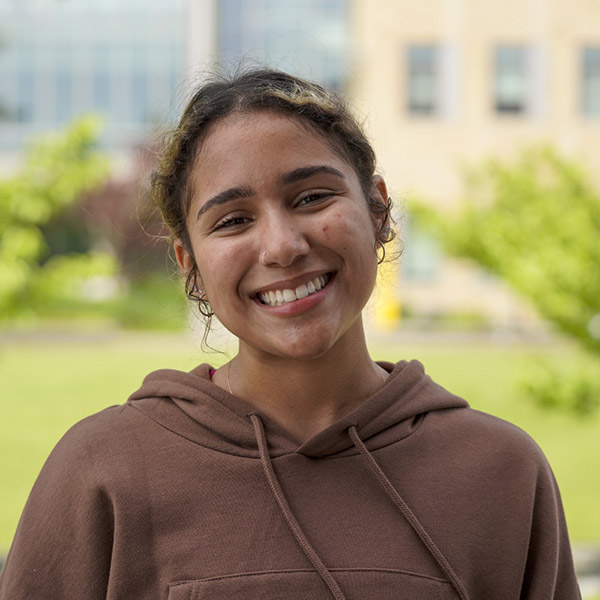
[411,146,600,413]
[0,116,116,320]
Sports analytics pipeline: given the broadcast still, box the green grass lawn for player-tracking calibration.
[1,331,598,556]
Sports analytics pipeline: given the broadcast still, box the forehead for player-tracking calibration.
[194,111,349,175]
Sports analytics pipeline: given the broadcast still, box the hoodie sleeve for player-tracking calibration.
[520,452,581,600]
[0,423,114,600]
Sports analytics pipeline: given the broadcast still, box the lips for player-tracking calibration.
[257,273,332,307]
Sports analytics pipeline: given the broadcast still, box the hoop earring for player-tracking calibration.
[186,271,204,300]
[376,240,386,264]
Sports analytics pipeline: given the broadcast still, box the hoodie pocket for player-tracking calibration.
[168,568,457,599]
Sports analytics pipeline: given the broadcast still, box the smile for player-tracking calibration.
[257,273,332,307]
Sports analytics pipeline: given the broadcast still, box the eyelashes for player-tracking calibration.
[211,190,338,233]
[214,215,251,231]
[296,192,334,207]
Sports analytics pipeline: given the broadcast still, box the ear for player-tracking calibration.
[370,174,389,230]
[174,239,197,275]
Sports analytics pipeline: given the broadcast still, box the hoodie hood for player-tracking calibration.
[128,360,468,459]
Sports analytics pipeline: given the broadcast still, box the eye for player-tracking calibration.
[296,191,334,207]
[213,214,252,231]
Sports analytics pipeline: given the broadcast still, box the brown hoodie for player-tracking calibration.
[0,360,580,599]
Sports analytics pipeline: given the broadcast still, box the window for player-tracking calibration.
[131,69,147,124]
[93,69,110,112]
[17,68,34,122]
[56,69,72,123]
[583,47,600,116]
[401,218,441,281]
[408,45,438,114]
[494,46,529,114]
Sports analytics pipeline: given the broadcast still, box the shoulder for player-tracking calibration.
[464,408,543,451]
[1,406,146,597]
[448,406,539,443]
[54,403,142,448]
[423,406,551,475]
[42,402,159,484]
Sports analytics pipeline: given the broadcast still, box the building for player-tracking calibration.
[0,0,189,155]
[215,0,350,90]
[349,0,600,331]
[0,0,350,158]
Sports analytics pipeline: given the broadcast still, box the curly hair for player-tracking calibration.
[151,67,395,320]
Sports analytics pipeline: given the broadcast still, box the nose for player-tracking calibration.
[259,212,310,267]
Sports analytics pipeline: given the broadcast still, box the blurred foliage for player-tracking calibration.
[0,116,116,320]
[112,275,187,331]
[411,146,600,413]
[411,146,600,354]
[522,361,600,416]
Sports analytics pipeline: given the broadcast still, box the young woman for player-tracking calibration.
[0,69,580,600]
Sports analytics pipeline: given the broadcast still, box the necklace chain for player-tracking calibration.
[225,360,386,397]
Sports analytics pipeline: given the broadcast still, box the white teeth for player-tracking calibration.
[295,284,309,299]
[258,274,330,306]
[282,289,296,302]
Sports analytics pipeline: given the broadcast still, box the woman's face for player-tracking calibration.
[176,111,387,361]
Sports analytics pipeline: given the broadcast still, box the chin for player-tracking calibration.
[266,326,349,362]
[266,340,334,361]
[236,315,365,362]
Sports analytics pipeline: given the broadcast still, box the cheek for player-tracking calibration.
[196,244,247,298]
[317,210,377,264]
[329,210,375,243]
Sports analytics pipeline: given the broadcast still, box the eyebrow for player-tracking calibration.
[195,165,346,221]
[277,165,346,186]
[195,185,254,220]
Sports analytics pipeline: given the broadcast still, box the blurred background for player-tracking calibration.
[1,0,599,595]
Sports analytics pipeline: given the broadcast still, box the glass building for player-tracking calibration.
[0,0,350,152]
[0,0,186,150]
[217,0,349,91]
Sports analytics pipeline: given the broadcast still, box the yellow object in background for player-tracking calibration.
[372,240,402,332]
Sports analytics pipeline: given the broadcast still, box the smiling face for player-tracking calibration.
[175,111,387,361]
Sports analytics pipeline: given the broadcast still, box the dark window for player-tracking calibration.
[401,217,441,281]
[583,47,600,116]
[408,45,438,115]
[494,46,528,114]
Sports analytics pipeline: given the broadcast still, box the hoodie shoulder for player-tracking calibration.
[58,402,144,447]
[41,401,169,485]
[422,403,552,473]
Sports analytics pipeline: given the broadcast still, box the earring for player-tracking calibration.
[187,271,205,300]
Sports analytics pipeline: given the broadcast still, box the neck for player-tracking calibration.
[224,319,386,444]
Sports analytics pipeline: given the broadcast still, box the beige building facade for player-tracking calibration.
[350,0,600,331]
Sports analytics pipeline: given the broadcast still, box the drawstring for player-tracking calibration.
[248,414,468,600]
[250,414,347,600]
[348,425,471,600]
